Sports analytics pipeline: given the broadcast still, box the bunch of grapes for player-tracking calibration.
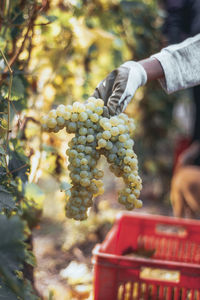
[41,97,142,220]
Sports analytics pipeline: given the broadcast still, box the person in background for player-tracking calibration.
[163,0,200,218]
[92,33,200,218]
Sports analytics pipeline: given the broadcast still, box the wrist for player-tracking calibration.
[138,58,164,82]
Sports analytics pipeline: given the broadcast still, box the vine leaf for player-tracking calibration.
[0,146,6,155]
[0,215,25,298]
[2,76,25,101]
[0,280,18,300]
[0,185,15,211]
[0,215,39,300]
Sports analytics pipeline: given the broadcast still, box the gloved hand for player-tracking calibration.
[92,61,147,115]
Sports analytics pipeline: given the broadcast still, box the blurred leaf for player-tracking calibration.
[0,185,15,211]
[43,15,58,23]
[11,77,25,101]
[0,280,18,300]
[2,77,25,101]
[0,147,6,155]
[25,183,45,205]
[0,215,24,296]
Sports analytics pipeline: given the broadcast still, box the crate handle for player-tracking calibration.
[156,223,188,237]
[140,267,180,283]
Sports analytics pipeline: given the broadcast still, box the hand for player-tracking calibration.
[170,166,200,218]
[92,61,147,115]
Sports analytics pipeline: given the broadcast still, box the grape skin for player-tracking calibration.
[42,98,142,220]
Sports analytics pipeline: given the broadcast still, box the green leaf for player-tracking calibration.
[25,183,45,205]
[43,15,58,23]
[0,215,25,297]
[11,77,25,101]
[0,147,6,155]
[0,215,39,299]
[0,280,18,300]
[0,185,15,211]
[2,77,25,101]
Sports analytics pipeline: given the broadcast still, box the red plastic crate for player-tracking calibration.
[92,213,200,300]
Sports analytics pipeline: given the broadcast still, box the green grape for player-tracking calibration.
[79,127,87,136]
[95,98,104,107]
[96,132,102,140]
[85,146,92,154]
[85,119,93,128]
[110,116,119,126]
[80,158,88,165]
[105,141,113,150]
[71,113,79,122]
[47,118,57,129]
[124,166,131,173]
[57,116,65,126]
[77,153,84,160]
[72,158,81,168]
[117,124,125,134]
[63,111,71,120]
[111,127,119,136]
[80,178,90,187]
[78,136,86,144]
[66,105,73,112]
[41,115,48,124]
[80,171,88,178]
[102,122,111,131]
[68,122,77,133]
[86,102,95,111]
[124,139,134,149]
[117,148,126,156]
[85,109,93,117]
[90,113,99,123]
[86,135,94,143]
[98,138,107,148]
[80,165,89,171]
[127,194,136,203]
[102,130,111,140]
[119,134,127,143]
[49,109,57,118]
[124,156,131,165]
[108,154,117,163]
[87,128,94,135]
[126,149,134,157]
[77,145,85,152]
[69,149,78,158]
[95,106,103,115]
[43,97,142,220]
[56,104,66,116]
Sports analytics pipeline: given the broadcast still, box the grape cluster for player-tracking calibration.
[41,97,142,220]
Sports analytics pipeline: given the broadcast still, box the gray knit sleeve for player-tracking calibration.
[151,34,200,94]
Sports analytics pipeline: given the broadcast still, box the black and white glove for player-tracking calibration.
[92,61,147,115]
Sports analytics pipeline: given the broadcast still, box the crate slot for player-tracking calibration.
[156,224,187,237]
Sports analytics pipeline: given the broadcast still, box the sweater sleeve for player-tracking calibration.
[151,34,200,94]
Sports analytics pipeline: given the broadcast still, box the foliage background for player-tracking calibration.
[0,0,190,299]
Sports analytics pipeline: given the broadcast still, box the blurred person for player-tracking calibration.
[163,0,200,149]
[92,33,200,217]
[162,0,200,218]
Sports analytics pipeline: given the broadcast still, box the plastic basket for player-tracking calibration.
[92,213,200,300]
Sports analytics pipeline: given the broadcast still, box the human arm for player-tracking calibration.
[93,34,200,115]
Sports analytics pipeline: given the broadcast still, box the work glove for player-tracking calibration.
[92,61,147,115]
